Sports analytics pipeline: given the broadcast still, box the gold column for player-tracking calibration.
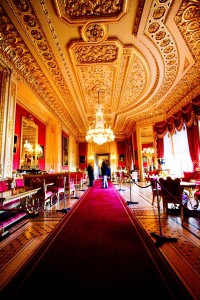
[45,122,60,172]
[136,126,144,181]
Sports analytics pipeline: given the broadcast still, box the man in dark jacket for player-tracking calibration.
[101,161,108,188]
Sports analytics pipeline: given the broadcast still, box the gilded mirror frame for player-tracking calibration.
[20,115,38,169]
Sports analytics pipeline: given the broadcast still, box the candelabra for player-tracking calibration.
[142,147,155,171]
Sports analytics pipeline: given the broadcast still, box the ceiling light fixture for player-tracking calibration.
[86,92,115,145]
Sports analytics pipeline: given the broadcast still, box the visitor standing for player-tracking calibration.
[101,161,108,188]
[87,163,94,187]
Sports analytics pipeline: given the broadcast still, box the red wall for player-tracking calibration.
[13,104,46,171]
[117,141,126,168]
[79,142,87,170]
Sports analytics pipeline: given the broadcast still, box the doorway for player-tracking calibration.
[94,153,110,179]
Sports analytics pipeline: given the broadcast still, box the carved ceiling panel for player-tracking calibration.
[0,0,199,143]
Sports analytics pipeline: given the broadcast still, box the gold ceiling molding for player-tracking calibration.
[119,53,148,110]
[144,0,178,104]
[69,39,150,126]
[69,38,123,117]
[111,49,154,132]
[0,3,83,137]
[124,0,200,128]
[69,38,120,64]
[165,0,200,116]
[81,22,108,43]
[175,0,200,60]
[148,0,200,116]
[55,0,128,25]
[0,0,199,142]
[133,0,145,35]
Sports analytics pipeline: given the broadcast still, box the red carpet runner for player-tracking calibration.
[1,180,192,299]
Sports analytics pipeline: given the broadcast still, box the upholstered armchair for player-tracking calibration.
[159,177,184,219]
[47,176,66,201]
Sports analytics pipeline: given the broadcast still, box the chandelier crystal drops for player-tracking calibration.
[86,92,115,145]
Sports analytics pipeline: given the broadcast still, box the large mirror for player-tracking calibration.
[20,115,38,169]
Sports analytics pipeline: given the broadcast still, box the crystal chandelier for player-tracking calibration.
[86,92,115,145]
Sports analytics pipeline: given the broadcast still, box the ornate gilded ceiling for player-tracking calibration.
[0,0,199,143]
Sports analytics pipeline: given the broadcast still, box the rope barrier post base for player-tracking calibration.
[71,176,80,199]
[127,178,138,205]
[112,176,119,185]
[59,207,70,213]
[71,186,80,199]
[150,232,178,247]
[118,174,125,191]
[150,180,178,247]
[79,183,86,192]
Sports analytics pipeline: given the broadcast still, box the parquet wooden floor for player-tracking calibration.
[0,180,199,299]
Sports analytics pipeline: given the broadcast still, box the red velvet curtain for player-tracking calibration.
[156,137,164,159]
[187,124,199,170]
[154,96,200,170]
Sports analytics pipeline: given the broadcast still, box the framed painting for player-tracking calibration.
[62,134,68,166]
[80,155,86,164]
[119,154,125,162]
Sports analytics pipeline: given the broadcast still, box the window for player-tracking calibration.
[164,128,193,177]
